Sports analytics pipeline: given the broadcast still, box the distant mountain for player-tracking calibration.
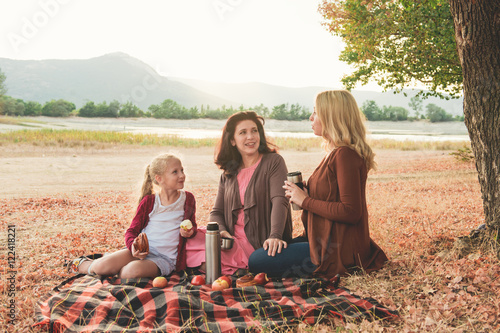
[0,53,232,109]
[170,78,464,116]
[0,53,463,115]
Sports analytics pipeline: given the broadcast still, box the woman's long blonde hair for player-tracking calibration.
[139,153,180,204]
[315,90,376,171]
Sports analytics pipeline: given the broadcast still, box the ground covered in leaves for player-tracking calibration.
[1,145,498,332]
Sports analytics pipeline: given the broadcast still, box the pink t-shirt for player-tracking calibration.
[185,157,262,274]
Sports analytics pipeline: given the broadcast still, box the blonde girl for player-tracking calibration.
[68,153,197,278]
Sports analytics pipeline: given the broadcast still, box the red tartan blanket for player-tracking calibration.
[34,270,398,332]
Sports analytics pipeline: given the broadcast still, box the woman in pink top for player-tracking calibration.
[186,111,293,275]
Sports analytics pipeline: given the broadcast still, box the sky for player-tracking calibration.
[0,0,382,90]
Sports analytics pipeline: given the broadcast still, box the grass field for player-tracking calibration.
[1,130,498,332]
[0,128,471,152]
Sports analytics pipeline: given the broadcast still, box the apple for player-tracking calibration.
[212,278,230,291]
[180,219,193,231]
[253,272,270,285]
[218,275,232,287]
[191,275,205,286]
[152,276,168,288]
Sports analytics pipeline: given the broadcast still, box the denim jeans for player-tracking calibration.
[248,237,317,278]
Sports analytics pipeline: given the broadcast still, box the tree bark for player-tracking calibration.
[449,0,500,231]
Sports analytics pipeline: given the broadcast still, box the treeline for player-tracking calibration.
[0,95,463,122]
[361,97,464,122]
[0,95,311,120]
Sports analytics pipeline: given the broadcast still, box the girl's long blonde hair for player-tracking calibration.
[315,90,376,171]
[139,153,180,204]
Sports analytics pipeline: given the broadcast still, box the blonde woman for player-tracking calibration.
[280,90,388,279]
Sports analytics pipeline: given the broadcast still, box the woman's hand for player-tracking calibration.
[283,180,308,209]
[220,230,233,239]
[180,227,194,238]
[263,238,287,256]
[131,244,149,260]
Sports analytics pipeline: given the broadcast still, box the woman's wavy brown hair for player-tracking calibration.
[215,111,277,177]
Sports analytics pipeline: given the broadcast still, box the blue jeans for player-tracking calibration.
[248,238,317,278]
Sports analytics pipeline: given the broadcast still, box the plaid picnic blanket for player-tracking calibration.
[34,270,398,332]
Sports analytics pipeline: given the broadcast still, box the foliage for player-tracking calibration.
[0,67,6,97]
[382,105,409,121]
[408,96,423,118]
[149,99,198,119]
[79,100,144,118]
[361,100,382,120]
[270,103,311,120]
[450,145,475,163]
[426,103,453,122]
[361,99,460,122]
[248,103,270,117]
[120,101,144,118]
[0,96,25,116]
[23,101,42,116]
[361,100,409,121]
[81,100,120,118]
[200,104,237,119]
[78,101,97,117]
[41,99,75,117]
[319,0,462,98]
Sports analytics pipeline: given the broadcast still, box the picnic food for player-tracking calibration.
[218,275,232,287]
[236,274,258,288]
[212,277,230,291]
[133,232,149,253]
[180,219,193,231]
[152,276,168,288]
[191,275,205,286]
[253,272,270,285]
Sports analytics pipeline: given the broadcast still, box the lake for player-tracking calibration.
[1,116,470,142]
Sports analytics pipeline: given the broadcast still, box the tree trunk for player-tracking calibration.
[449,0,500,231]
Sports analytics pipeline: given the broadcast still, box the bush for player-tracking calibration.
[450,145,474,162]
[42,99,75,117]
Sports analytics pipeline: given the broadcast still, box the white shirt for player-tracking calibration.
[142,190,186,263]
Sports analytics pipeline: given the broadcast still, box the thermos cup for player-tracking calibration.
[287,171,303,210]
[205,222,221,284]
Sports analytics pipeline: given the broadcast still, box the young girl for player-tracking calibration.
[67,153,197,278]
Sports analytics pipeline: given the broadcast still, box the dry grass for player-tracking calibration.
[1,143,498,332]
[0,128,470,152]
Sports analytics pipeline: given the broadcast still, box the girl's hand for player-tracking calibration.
[263,238,287,256]
[283,180,308,209]
[180,227,194,238]
[131,244,149,260]
[220,230,233,239]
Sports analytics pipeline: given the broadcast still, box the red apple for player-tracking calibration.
[212,278,230,291]
[218,275,232,287]
[253,272,270,285]
[191,275,205,286]
[152,276,168,288]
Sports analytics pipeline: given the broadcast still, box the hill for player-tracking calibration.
[0,53,463,115]
[0,53,232,109]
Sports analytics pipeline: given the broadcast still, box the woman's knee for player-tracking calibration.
[249,243,316,278]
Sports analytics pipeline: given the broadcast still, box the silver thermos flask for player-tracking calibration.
[205,222,221,284]
[287,171,303,210]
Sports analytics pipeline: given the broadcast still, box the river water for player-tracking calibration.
[1,117,470,142]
